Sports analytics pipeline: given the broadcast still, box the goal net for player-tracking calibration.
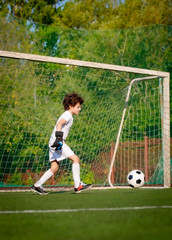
[0,51,170,188]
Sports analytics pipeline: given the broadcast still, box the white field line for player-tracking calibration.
[0,206,172,214]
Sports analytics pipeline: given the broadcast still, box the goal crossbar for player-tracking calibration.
[0,50,169,77]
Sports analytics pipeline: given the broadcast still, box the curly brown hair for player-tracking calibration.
[63,93,84,110]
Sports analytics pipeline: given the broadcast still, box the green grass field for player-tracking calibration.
[0,188,172,240]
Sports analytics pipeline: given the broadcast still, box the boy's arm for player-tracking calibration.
[51,119,67,150]
[56,119,67,131]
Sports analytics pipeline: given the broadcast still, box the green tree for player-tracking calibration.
[0,0,63,24]
[53,0,122,29]
[1,0,171,28]
[53,0,172,29]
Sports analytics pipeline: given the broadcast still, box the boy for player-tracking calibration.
[31,92,92,195]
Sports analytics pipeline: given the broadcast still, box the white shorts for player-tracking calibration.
[49,142,74,162]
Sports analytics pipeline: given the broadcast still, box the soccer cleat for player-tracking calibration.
[74,183,92,193]
[31,185,48,195]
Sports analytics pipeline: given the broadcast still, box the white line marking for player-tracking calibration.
[0,206,172,214]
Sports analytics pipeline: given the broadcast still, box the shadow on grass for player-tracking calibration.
[49,191,70,194]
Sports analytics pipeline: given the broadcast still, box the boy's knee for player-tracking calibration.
[75,156,80,164]
[70,155,80,164]
[51,161,59,174]
[51,168,58,174]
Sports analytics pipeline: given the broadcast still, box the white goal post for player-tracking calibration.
[0,50,170,188]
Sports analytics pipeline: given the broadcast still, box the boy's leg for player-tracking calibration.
[69,154,81,189]
[69,154,92,193]
[32,161,59,195]
[34,169,53,187]
[35,161,59,187]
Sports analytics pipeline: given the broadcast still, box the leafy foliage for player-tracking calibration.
[0,0,62,24]
[0,0,171,28]
[54,0,172,29]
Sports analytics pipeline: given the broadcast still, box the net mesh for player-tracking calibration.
[111,78,163,185]
[0,16,171,70]
[0,58,167,187]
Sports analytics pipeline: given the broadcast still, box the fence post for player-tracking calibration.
[110,142,115,184]
[144,136,149,182]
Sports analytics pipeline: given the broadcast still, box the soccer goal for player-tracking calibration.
[0,50,170,188]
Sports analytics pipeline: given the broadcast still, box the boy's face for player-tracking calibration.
[69,102,82,115]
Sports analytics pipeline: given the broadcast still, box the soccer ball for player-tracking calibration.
[127,170,145,188]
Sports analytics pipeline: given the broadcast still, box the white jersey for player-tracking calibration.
[49,110,73,147]
[49,110,74,162]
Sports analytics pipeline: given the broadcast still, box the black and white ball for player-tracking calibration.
[127,170,145,188]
